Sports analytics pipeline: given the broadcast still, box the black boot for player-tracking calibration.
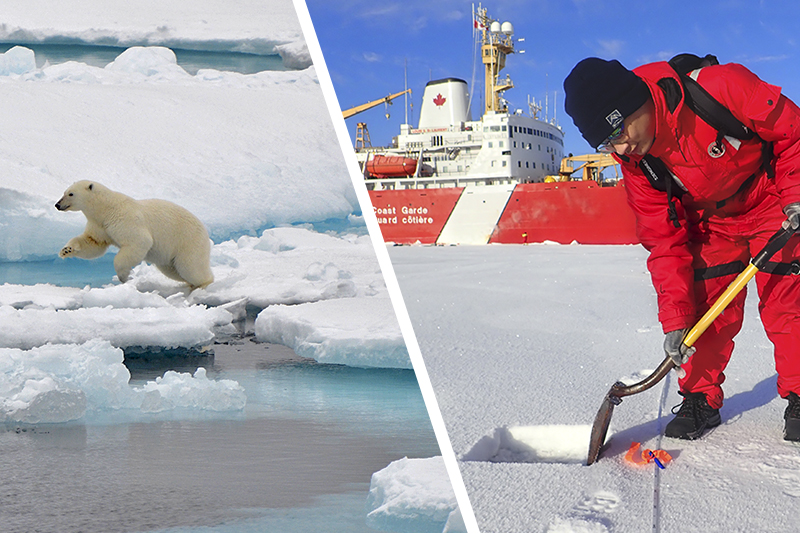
[665,391,721,440]
[784,392,800,441]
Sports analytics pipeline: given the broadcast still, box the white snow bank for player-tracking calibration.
[255,297,410,369]
[367,456,464,533]
[0,339,245,423]
[462,425,593,464]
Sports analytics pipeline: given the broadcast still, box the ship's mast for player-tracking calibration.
[476,4,515,114]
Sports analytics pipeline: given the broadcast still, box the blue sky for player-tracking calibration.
[305,0,800,158]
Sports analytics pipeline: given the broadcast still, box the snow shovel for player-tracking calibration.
[587,225,796,465]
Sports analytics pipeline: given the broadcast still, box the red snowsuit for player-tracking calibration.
[615,61,800,408]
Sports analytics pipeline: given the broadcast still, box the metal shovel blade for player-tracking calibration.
[587,357,675,465]
[586,388,622,465]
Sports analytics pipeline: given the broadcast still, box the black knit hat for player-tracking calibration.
[563,58,650,148]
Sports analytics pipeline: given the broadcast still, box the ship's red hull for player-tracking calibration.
[491,181,637,245]
[369,188,464,244]
[368,181,638,245]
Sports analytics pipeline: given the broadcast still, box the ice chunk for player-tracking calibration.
[254,297,411,369]
[0,46,36,76]
[137,367,246,412]
[275,41,312,69]
[104,46,189,78]
[0,340,245,423]
[367,456,463,533]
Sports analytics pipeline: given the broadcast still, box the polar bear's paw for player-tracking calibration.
[59,245,77,258]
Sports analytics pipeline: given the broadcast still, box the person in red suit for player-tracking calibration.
[564,56,800,441]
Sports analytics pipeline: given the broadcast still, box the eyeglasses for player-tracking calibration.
[597,123,625,153]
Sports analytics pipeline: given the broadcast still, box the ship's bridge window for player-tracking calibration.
[490,125,501,132]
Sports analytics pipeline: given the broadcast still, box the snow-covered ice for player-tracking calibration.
[391,243,800,533]
[255,297,410,369]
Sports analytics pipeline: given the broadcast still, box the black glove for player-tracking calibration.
[783,202,800,231]
[663,328,696,366]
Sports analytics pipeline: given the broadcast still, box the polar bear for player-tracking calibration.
[55,180,214,289]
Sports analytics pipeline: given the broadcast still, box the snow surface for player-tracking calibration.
[391,243,800,533]
[367,456,465,533]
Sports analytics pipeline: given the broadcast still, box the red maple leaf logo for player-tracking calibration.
[433,93,446,106]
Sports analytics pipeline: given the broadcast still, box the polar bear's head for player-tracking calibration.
[55,181,105,211]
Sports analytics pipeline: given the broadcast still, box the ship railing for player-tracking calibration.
[365,174,518,191]
[397,136,483,152]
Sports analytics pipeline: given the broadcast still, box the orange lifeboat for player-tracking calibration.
[366,155,426,178]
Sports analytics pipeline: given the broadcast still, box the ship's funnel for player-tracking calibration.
[418,78,471,129]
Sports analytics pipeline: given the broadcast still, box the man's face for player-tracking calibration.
[606,99,656,157]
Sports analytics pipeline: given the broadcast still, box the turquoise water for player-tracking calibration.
[0,255,116,287]
[0,43,288,74]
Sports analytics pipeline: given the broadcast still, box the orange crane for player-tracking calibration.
[341,89,411,119]
[546,153,621,183]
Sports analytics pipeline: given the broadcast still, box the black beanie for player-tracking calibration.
[563,58,650,148]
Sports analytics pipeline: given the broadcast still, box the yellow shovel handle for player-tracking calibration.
[681,226,795,350]
[681,263,758,348]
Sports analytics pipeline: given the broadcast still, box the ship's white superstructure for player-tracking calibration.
[357,4,564,188]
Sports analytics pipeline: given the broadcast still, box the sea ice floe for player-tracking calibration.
[0,339,245,423]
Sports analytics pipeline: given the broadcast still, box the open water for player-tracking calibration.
[0,43,288,74]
